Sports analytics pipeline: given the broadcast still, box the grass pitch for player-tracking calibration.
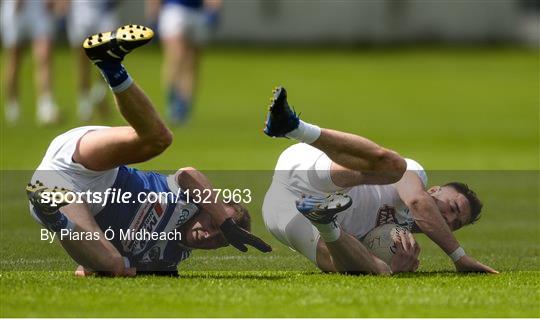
[0,46,539,317]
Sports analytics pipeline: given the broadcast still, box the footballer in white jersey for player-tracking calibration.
[262,86,498,275]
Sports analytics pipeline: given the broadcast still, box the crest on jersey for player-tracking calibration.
[376,204,397,226]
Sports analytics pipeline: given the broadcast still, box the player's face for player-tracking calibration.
[429,186,472,231]
[182,210,228,250]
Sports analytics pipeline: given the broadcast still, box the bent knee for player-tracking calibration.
[143,127,173,156]
[374,149,406,183]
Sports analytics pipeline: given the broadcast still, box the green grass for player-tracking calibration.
[0,46,539,317]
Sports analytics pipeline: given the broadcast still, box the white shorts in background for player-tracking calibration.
[159,3,209,44]
[67,1,118,47]
[1,0,53,48]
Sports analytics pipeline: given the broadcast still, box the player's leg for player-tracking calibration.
[178,43,199,108]
[75,47,109,122]
[295,193,391,274]
[73,25,173,171]
[159,4,198,123]
[75,47,94,121]
[316,234,391,274]
[3,45,22,123]
[312,129,405,184]
[264,87,406,186]
[161,35,190,122]
[32,36,59,124]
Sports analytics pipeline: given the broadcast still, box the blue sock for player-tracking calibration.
[96,61,133,93]
[33,207,75,232]
[168,87,191,121]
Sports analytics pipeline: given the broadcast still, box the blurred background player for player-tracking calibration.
[1,0,60,125]
[65,0,120,121]
[146,0,221,124]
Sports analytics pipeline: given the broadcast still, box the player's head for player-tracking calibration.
[181,203,251,249]
[427,182,483,231]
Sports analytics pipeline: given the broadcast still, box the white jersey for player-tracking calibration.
[338,179,423,240]
[262,143,427,263]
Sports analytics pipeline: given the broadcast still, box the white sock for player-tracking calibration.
[90,83,106,104]
[286,120,321,144]
[78,92,93,121]
[313,220,341,242]
[5,100,20,123]
[37,94,58,124]
[111,76,133,93]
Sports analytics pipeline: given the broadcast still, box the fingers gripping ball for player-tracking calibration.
[361,223,408,264]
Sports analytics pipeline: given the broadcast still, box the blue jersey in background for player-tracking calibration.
[163,0,204,9]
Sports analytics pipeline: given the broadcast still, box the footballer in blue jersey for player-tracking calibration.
[146,0,221,123]
[27,25,271,277]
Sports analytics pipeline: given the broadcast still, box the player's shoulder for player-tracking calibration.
[403,158,428,187]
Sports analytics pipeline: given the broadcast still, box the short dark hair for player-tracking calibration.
[228,203,251,231]
[443,182,483,224]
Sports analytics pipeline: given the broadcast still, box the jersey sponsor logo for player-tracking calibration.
[122,202,168,254]
[376,204,397,226]
[161,201,198,235]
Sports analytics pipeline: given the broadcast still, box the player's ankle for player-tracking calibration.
[313,220,341,242]
[286,120,321,144]
[96,62,133,93]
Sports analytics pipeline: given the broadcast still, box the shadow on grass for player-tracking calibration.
[177,270,317,280]
[391,270,500,278]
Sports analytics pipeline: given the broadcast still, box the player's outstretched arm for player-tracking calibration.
[395,172,498,274]
[176,167,272,253]
[27,184,136,277]
[59,204,136,277]
[454,255,498,273]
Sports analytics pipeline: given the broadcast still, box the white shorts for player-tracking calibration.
[30,126,119,222]
[1,0,54,48]
[67,1,118,47]
[158,3,209,44]
[262,143,343,265]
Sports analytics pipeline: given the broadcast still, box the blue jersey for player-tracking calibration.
[163,0,203,9]
[94,166,196,273]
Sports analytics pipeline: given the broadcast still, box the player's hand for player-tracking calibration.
[74,265,94,277]
[390,230,421,273]
[454,255,499,274]
[74,265,136,277]
[220,217,272,253]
